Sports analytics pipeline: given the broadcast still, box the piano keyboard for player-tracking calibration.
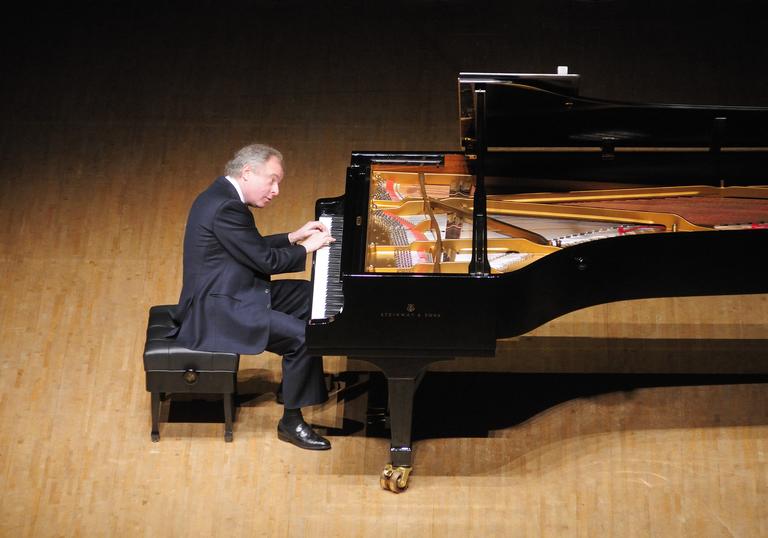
[311,215,344,320]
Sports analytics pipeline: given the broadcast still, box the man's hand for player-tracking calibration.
[288,221,328,245]
[300,230,335,253]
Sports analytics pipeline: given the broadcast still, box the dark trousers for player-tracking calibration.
[266,279,328,409]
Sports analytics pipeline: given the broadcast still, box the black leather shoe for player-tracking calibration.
[277,419,331,450]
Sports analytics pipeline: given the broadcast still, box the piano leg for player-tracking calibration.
[366,357,437,493]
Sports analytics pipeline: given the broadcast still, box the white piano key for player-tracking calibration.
[311,215,344,320]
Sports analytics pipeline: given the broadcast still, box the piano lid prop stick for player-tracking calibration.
[469,85,491,275]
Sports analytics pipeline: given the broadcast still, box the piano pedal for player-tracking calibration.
[324,372,371,403]
[324,373,342,395]
[274,374,347,406]
[365,409,390,436]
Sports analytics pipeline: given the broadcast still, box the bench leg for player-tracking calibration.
[151,392,161,442]
[223,393,233,442]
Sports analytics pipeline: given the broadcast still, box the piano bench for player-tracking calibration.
[143,305,240,442]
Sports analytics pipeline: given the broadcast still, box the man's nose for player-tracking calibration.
[272,184,279,196]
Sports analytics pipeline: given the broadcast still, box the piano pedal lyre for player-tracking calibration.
[380,463,412,493]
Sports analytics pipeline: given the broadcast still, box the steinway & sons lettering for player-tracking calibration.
[380,304,441,319]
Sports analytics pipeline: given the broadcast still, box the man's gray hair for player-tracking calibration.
[224,143,283,177]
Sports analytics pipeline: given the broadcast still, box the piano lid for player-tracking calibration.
[458,69,768,186]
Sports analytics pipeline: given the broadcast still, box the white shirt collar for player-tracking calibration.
[224,175,245,204]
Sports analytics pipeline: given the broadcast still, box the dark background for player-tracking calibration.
[3,0,767,152]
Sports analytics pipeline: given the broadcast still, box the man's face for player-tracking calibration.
[241,156,284,208]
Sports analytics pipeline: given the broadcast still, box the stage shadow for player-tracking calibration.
[164,371,768,435]
[360,371,768,440]
[316,370,768,478]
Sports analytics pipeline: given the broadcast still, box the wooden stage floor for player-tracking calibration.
[2,4,768,534]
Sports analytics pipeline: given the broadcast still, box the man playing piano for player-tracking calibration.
[170,143,335,450]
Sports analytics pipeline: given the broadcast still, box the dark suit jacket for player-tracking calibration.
[170,176,307,353]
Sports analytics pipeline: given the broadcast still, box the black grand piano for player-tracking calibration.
[307,70,768,492]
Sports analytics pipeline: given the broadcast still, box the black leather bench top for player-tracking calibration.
[143,305,239,372]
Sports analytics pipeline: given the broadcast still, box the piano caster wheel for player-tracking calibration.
[224,432,233,443]
[380,463,412,493]
[151,431,160,442]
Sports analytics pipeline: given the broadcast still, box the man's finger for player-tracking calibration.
[307,221,325,232]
